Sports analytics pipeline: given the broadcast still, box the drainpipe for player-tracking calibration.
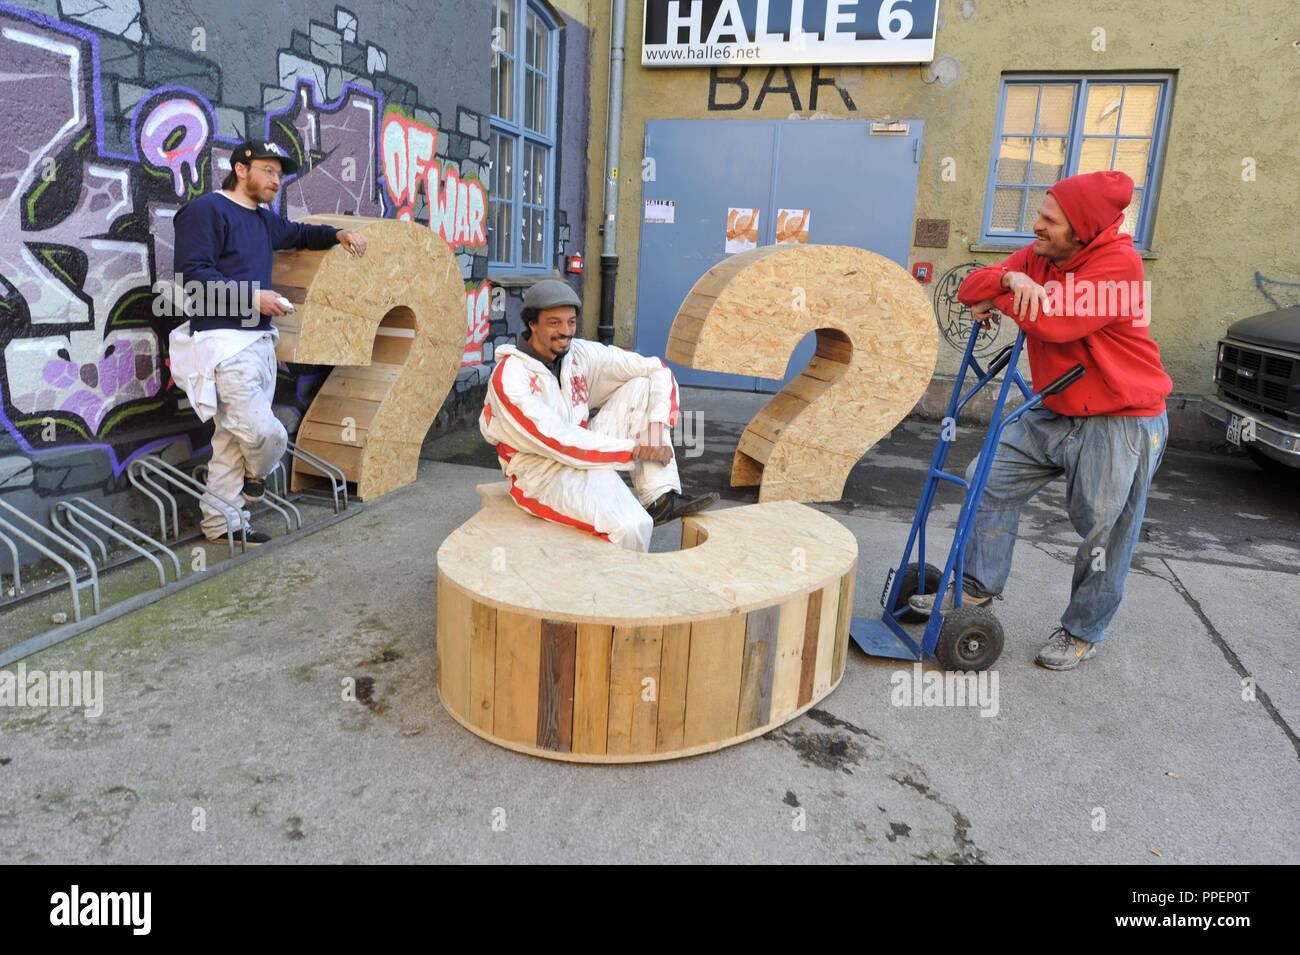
[597,0,627,345]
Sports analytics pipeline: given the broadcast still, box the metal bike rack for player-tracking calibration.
[2,445,356,666]
[49,498,182,589]
[283,440,349,513]
[128,456,247,557]
[193,462,303,533]
[0,499,100,622]
[126,457,185,544]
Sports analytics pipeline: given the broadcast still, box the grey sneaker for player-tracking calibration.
[908,587,992,617]
[1035,627,1098,670]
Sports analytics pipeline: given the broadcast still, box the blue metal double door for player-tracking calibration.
[635,118,923,391]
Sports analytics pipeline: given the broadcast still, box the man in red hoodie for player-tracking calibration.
[911,170,1172,670]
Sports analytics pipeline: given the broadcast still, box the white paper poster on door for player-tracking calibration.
[725,208,760,254]
[776,209,810,245]
[645,199,676,224]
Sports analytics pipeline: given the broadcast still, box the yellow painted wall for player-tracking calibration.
[579,0,1300,398]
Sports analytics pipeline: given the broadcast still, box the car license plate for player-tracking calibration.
[1226,413,1256,447]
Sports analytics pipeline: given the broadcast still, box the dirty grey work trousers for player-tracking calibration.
[962,405,1169,643]
[200,334,286,539]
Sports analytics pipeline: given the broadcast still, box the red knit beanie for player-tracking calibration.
[1047,170,1134,245]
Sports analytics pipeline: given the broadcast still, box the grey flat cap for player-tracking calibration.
[523,278,582,311]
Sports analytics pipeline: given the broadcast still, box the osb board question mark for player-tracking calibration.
[270,215,465,499]
[435,482,857,761]
[666,245,937,503]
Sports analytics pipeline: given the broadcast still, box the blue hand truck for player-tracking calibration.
[849,317,1085,671]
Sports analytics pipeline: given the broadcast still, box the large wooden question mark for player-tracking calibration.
[666,245,937,503]
[436,482,857,762]
[270,215,466,499]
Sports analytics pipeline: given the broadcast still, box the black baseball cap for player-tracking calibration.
[229,140,299,176]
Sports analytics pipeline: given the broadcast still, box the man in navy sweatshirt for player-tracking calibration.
[169,140,366,545]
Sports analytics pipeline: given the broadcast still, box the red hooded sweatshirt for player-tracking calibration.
[958,171,1172,417]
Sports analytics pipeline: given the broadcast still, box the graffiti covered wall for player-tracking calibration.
[1,0,586,560]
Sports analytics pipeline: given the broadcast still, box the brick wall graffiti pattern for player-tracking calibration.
[0,1,500,503]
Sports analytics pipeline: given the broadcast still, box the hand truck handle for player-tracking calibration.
[1040,364,1086,397]
[985,344,1015,378]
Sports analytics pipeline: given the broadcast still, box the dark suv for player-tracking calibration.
[1203,305,1300,472]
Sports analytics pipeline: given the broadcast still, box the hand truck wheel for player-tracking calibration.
[893,562,944,623]
[935,604,1004,671]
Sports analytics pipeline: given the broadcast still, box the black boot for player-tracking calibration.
[645,490,720,526]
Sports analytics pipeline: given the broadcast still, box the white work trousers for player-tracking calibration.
[200,334,287,539]
[510,377,680,552]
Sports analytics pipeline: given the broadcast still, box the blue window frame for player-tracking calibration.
[489,0,558,272]
[981,75,1174,249]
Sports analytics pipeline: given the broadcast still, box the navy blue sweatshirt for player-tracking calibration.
[172,192,340,332]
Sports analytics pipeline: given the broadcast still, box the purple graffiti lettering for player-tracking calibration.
[99,338,155,399]
[272,81,384,219]
[11,334,161,433]
[139,97,211,197]
[0,3,491,492]
[43,359,77,388]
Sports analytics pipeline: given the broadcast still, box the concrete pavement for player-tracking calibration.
[1,386,1296,863]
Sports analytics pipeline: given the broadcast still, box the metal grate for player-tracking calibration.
[1216,341,1296,418]
[1265,355,1292,378]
